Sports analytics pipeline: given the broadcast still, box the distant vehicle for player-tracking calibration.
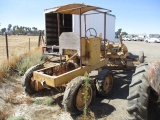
[132,35,139,41]
[138,35,145,41]
[122,36,132,41]
[144,34,160,43]
[122,36,127,41]
[138,37,144,41]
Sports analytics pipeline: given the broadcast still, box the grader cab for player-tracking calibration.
[23,3,143,115]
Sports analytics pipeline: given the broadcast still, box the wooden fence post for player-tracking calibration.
[38,31,41,47]
[29,38,30,51]
[42,35,44,44]
[5,33,9,60]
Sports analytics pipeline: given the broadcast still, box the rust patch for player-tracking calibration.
[148,61,160,94]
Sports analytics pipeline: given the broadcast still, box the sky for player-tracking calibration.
[0,0,160,34]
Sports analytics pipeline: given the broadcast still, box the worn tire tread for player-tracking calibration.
[127,63,150,120]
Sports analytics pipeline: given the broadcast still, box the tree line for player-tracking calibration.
[115,28,128,37]
[1,24,44,36]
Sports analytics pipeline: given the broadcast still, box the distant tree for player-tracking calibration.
[14,25,19,34]
[28,27,31,32]
[34,27,37,31]
[18,26,25,35]
[13,26,16,31]
[8,24,12,31]
[24,27,27,31]
[1,28,6,34]
[0,24,43,35]
[12,26,17,35]
[115,28,122,38]
[121,32,128,36]
[117,28,122,34]
[32,27,35,31]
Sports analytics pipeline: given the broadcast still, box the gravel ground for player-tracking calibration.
[124,41,160,62]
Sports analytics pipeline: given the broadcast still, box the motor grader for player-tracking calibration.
[23,3,143,115]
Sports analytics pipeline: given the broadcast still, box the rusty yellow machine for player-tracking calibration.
[23,3,144,114]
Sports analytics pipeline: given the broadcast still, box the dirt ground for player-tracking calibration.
[0,41,160,120]
[0,35,39,64]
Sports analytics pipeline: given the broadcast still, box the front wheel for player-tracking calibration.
[96,69,114,97]
[63,76,95,115]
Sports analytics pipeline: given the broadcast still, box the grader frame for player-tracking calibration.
[23,3,142,114]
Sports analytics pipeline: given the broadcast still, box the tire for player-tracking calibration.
[63,76,95,115]
[139,51,144,63]
[96,69,114,97]
[23,64,44,95]
[127,63,150,120]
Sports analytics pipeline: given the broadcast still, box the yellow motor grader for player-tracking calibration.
[23,3,143,114]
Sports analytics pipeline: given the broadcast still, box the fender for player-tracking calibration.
[148,61,160,95]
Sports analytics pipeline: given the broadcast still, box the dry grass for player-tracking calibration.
[0,35,39,64]
[0,35,42,82]
[0,80,33,120]
[0,71,5,83]
[0,47,44,82]
[0,84,33,105]
[0,110,9,120]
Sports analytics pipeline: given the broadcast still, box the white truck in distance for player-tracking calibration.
[144,34,160,43]
[122,35,132,41]
[132,35,139,41]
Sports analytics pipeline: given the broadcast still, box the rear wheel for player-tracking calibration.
[63,76,95,114]
[127,63,150,120]
[23,64,44,95]
[96,69,114,97]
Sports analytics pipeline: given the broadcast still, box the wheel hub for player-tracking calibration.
[76,86,93,111]
[103,75,113,93]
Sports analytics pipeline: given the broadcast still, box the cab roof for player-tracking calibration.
[44,3,111,15]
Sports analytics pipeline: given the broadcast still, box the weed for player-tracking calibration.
[77,72,96,120]
[76,110,95,120]
[33,97,54,106]
[33,99,42,105]
[16,48,44,75]
[7,116,25,120]
[83,72,91,116]
[43,97,54,106]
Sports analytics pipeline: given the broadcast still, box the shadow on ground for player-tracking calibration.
[90,98,116,119]
[89,70,135,119]
[109,70,135,99]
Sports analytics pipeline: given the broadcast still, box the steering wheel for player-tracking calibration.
[86,28,97,38]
